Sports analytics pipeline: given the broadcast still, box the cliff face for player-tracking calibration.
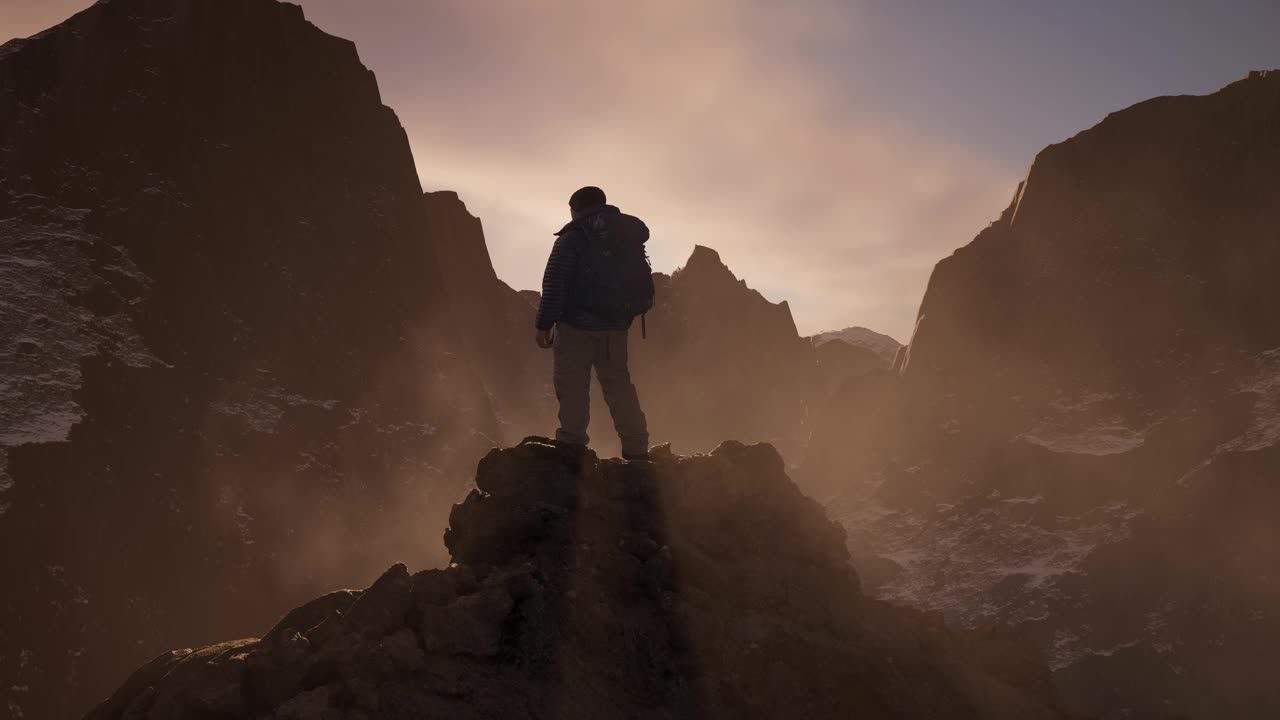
[88,439,1069,720]
[803,71,1280,719]
[422,190,554,439]
[0,1,495,717]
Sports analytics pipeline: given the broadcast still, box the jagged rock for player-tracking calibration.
[633,248,821,460]
[89,438,1070,720]
[344,564,414,638]
[262,590,360,645]
[803,70,1280,719]
[0,1,497,716]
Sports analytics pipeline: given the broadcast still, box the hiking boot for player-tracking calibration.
[551,440,593,468]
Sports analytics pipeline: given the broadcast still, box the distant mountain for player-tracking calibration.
[88,439,1071,720]
[0,1,496,716]
[811,326,902,364]
[628,246,820,459]
[813,338,889,401]
[803,70,1280,720]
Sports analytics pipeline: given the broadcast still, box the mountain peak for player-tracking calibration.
[682,244,730,276]
[424,189,476,219]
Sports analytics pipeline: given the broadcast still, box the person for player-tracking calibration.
[535,186,652,461]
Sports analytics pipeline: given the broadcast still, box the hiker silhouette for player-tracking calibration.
[534,186,655,461]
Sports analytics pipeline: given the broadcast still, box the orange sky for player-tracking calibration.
[6,1,1277,338]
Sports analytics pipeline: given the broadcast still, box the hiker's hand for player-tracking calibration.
[535,329,554,349]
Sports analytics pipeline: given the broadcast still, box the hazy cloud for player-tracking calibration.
[378,0,1019,338]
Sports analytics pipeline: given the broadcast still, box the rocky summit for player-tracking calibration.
[87,438,1070,720]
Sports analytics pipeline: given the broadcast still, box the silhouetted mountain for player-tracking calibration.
[814,338,890,401]
[803,70,1280,720]
[422,190,554,439]
[625,246,820,460]
[0,1,497,717]
[812,325,903,364]
[88,438,1070,720]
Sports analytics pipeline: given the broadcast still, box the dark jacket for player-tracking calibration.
[535,205,649,332]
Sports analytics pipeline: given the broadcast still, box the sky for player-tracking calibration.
[4,1,1280,339]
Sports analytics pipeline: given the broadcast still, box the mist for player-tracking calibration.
[4,2,1280,720]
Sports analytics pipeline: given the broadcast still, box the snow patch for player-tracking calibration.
[1001,495,1043,505]
[1021,421,1147,456]
[1049,630,1142,671]
[0,209,158,449]
[1179,348,1280,485]
[209,386,339,434]
[1220,348,1280,453]
[1018,391,1152,455]
[839,490,1140,629]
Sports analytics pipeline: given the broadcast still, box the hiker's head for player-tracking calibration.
[569,186,606,219]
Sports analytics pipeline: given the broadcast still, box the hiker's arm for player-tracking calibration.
[535,233,577,332]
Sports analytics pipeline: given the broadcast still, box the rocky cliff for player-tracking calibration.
[87,438,1070,720]
[422,190,554,440]
[0,1,496,717]
[803,70,1280,719]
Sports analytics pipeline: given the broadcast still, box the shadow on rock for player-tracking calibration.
[86,438,1072,720]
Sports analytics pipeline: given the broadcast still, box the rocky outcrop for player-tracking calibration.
[0,1,495,717]
[803,71,1280,719]
[87,438,1070,720]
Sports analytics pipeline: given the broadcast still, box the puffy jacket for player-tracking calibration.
[535,205,649,332]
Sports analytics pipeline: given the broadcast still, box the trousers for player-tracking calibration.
[553,323,649,458]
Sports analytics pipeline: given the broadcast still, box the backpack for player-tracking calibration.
[571,213,655,325]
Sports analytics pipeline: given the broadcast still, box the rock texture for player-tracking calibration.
[803,70,1280,719]
[87,438,1070,720]
[0,1,495,717]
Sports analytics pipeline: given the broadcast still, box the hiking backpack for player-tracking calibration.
[572,214,655,326]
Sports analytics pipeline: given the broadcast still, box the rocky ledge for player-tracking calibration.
[87,439,1069,719]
